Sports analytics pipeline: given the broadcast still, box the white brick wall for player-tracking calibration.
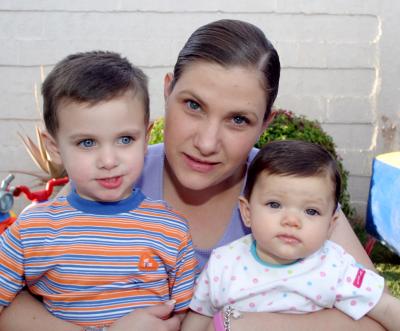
[1,0,399,218]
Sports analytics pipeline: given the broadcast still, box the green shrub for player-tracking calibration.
[149,109,355,219]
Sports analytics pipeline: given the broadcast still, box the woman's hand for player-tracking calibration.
[109,300,181,331]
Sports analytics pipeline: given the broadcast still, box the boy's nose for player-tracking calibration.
[97,148,119,170]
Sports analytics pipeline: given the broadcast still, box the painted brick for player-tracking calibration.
[327,97,375,123]
[280,68,375,97]
[322,123,374,150]
[276,95,327,122]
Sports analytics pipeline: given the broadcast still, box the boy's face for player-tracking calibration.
[239,171,338,265]
[46,90,149,202]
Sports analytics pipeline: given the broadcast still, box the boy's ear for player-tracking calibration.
[163,73,174,100]
[41,131,62,165]
[239,196,252,228]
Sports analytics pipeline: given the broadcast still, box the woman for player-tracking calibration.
[0,19,384,331]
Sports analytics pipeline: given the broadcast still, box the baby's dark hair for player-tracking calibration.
[244,140,342,211]
[42,50,149,136]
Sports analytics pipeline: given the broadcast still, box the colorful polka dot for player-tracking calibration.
[252,278,259,284]
[249,302,256,308]
[350,300,357,306]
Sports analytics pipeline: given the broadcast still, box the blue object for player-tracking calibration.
[366,152,400,255]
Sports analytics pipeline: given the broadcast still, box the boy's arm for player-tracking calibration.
[368,292,400,331]
[0,291,182,331]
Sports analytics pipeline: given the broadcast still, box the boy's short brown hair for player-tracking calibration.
[42,51,149,136]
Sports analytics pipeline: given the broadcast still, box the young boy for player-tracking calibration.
[183,140,400,331]
[0,51,196,328]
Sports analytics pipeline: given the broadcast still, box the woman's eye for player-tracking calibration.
[78,139,95,148]
[267,201,281,209]
[186,100,201,112]
[118,136,133,145]
[232,115,249,126]
[305,209,320,216]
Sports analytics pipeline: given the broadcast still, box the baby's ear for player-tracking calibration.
[41,130,62,165]
[328,210,340,237]
[239,196,252,228]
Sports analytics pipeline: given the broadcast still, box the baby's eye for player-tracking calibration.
[118,136,133,145]
[232,115,250,126]
[305,209,320,216]
[266,201,281,209]
[186,100,201,112]
[78,139,95,148]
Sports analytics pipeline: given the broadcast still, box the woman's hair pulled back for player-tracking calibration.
[171,19,280,120]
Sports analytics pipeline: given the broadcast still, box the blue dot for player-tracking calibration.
[307,281,313,286]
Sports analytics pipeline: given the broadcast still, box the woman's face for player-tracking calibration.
[163,62,268,192]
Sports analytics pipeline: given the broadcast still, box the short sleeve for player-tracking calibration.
[189,255,219,317]
[334,251,384,320]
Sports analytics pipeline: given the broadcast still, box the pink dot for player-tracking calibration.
[224,265,229,269]
[268,301,273,306]
[368,302,374,307]
[231,275,236,281]
[346,277,352,283]
[236,256,241,260]
[351,300,357,306]
[197,307,203,312]
[366,287,372,292]
[336,294,342,301]
[249,302,256,308]
[264,268,269,272]
[316,295,322,300]
[283,278,288,282]
[204,280,209,284]
[330,286,335,291]
[320,271,326,277]
[320,255,326,260]
[229,298,235,304]
[216,254,221,259]
[213,276,219,282]
[252,278,259,284]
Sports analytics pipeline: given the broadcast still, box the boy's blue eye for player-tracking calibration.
[306,209,320,216]
[79,139,95,148]
[186,100,201,111]
[267,201,281,209]
[118,136,133,145]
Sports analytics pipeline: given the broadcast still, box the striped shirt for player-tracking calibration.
[0,189,196,327]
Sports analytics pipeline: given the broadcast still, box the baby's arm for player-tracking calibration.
[368,292,400,331]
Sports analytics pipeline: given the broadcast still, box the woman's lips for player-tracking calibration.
[97,176,122,189]
[183,153,219,173]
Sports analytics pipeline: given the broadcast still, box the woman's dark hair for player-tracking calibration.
[170,19,280,121]
[244,140,342,212]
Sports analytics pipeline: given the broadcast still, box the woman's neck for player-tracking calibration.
[163,159,246,250]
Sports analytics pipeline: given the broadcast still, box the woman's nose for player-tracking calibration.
[193,121,221,155]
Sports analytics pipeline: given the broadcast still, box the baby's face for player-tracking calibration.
[48,90,148,202]
[239,172,338,265]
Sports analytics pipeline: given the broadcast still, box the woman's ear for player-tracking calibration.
[239,196,252,228]
[163,72,174,100]
[41,130,62,165]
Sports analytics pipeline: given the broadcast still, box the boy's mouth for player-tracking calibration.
[97,176,122,189]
